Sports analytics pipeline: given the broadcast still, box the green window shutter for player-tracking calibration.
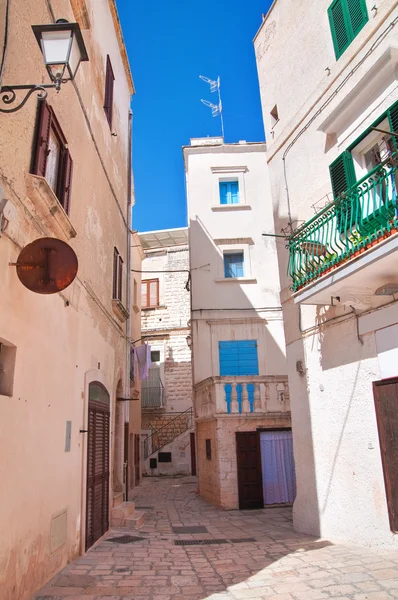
[329,151,356,198]
[330,151,357,232]
[328,0,350,59]
[387,100,398,151]
[346,0,368,37]
[328,0,368,60]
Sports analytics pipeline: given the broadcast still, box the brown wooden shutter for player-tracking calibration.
[58,149,73,214]
[33,101,52,177]
[118,256,123,301]
[141,281,148,307]
[104,55,114,128]
[149,280,159,306]
[373,378,398,532]
[113,248,118,299]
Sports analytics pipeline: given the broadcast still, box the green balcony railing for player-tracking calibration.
[288,154,398,292]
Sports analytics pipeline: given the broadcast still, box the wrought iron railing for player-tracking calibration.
[141,384,165,408]
[288,155,398,292]
[143,407,193,459]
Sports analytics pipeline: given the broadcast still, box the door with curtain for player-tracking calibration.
[260,430,296,505]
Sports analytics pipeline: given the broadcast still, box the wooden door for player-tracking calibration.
[190,432,197,476]
[236,432,263,509]
[134,434,140,486]
[86,383,110,550]
[373,377,398,532]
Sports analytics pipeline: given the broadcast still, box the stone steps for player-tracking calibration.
[110,500,145,530]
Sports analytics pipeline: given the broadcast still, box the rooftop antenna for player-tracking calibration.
[199,75,224,138]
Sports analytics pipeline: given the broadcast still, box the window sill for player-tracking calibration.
[211,204,251,212]
[215,277,257,284]
[142,305,167,311]
[112,299,130,323]
[25,174,77,241]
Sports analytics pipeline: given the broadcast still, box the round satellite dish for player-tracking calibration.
[15,237,78,294]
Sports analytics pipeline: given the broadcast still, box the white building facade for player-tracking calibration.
[139,229,194,476]
[255,0,398,546]
[184,138,291,509]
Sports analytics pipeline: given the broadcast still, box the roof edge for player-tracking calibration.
[108,0,135,95]
[253,0,279,44]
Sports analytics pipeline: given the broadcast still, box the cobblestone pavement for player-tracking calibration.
[35,475,398,600]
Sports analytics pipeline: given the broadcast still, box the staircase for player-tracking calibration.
[143,407,193,459]
[111,492,145,529]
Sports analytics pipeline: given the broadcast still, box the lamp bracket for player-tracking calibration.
[0,84,57,113]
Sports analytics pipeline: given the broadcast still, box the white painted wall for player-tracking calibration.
[184,142,287,385]
[255,0,398,546]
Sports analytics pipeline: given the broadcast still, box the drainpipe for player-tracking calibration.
[124,108,133,499]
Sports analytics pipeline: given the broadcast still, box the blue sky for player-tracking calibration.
[115,0,272,232]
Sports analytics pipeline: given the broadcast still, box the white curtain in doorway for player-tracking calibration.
[260,430,296,505]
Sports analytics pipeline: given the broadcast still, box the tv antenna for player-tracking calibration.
[199,75,224,138]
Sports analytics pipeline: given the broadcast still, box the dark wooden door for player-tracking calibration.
[236,432,263,509]
[86,395,110,550]
[124,422,129,500]
[373,377,398,532]
[134,434,140,486]
[190,432,197,476]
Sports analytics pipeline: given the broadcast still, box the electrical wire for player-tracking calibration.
[0,0,10,88]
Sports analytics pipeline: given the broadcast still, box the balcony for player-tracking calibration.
[194,375,290,420]
[288,155,398,302]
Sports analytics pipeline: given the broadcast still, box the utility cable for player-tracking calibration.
[0,0,10,88]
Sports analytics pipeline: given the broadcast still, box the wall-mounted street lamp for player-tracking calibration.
[0,19,88,113]
[186,334,192,349]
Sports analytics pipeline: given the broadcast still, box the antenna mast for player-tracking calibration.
[199,75,224,138]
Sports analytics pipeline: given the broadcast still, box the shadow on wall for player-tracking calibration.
[272,204,321,537]
[189,216,286,373]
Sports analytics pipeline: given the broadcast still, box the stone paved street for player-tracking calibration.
[34,476,398,600]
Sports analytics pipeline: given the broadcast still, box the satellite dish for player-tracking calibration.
[12,237,78,294]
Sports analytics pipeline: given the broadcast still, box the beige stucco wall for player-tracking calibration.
[255,0,398,546]
[0,1,135,598]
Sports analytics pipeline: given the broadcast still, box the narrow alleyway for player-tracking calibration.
[35,476,398,600]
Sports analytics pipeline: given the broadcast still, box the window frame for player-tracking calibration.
[219,180,239,205]
[104,55,115,128]
[32,100,74,214]
[223,251,245,278]
[141,278,160,308]
[112,247,123,302]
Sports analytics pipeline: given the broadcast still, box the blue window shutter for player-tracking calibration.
[219,182,228,204]
[219,340,259,376]
[231,181,239,204]
[224,252,244,278]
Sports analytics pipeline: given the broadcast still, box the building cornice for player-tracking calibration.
[108,0,135,95]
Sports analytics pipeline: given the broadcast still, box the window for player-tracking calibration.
[224,252,244,278]
[141,279,159,308]
[219,181,239,205]
[32,101,73,214]
[328,0,368,60]
[104,55,114,128]
[206,439,212,460]
[329,99,398,232]
[113,247,123,301]
[219,340,259,376]
[270,105,279,127]
[158,452,172,463]
[151,350,161,362]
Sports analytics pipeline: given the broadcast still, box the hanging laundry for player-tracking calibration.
[135,343,152,380]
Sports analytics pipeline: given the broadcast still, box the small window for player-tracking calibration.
[270,105,279,127]
[219,181,239,205]
[206,439,212,460]
[328,0,368,60]
[133,279,138,306]
[113,247,123,301]
[224,252,244,278]
[32,101,73,214]
[0,339,17,397]
[151,350,161,362]
[104,55,115,128]
[142,279,159,308]
[158,452,172,463]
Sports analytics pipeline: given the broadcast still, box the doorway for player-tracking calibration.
[190,432,197,476]
[236,432,263,509]
[259,430,296,505]
[85,382,110,550]
[134,434,140,486]
[373,377,398,532]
